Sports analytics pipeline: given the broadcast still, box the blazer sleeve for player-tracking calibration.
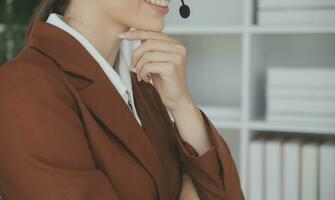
[0,65,120,200]
[172,108,245,200]
[151,84,244,200]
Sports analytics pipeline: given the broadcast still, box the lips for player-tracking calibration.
[143,0,170,7]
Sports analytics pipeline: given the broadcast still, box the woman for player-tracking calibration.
[0,0,244,199]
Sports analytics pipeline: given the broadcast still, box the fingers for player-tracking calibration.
[135,51,183,81]
[138,62,176,83]
[131,38,186,68]
[119,29,179,44]
[118,29,187,84]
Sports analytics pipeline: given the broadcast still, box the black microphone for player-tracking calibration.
[179,0,190,18]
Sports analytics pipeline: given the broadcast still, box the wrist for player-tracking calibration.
[169,98,198,120]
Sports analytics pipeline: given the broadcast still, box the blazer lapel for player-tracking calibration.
[26,21,166,197]
[78,71,168,199]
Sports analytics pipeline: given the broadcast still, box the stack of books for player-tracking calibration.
[257,0,335,25]
[248,137,335,200]
[265,66,335,126]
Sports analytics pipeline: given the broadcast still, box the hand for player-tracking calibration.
[119,29,194,112]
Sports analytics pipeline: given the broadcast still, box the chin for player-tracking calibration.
[149,23,165,33]
[138,19,166,33]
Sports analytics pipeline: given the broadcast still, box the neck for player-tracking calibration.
[63,5,129,70]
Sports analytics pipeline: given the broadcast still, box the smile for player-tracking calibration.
[144,0,170,7]
[144,0,170,15]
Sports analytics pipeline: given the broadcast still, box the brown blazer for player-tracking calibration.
[0,20,244,200]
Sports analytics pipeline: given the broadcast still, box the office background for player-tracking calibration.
[1,0,335,200]
[0,0,39,64]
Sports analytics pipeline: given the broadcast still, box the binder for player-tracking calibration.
[283,139,302,200]
[248,139,265,200]
[265,139,282,200]
[301,142,319,200]
[319,142,335,200]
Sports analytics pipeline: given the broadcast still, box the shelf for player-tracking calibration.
[213,120,243,129]
[198,105,242,129]
[250,26,335,34]
[250,120,335,135]
[162,25,335,35]
[175,34,242,108]
[163,25,243,35]
[164,0,244,29]
[161,0,335,193]
[248,34,335,121]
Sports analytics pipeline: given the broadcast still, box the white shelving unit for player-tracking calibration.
[159,0,335,196]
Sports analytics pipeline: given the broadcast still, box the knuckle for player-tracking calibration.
[144,38,154,46]
[142,39,153,50]
[179,44,187,55]
[141,63,148,74]
[176,54,183,64]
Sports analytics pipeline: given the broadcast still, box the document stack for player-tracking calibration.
[265,66,335,126]
[248,137,335,200]
[257,0,335,25]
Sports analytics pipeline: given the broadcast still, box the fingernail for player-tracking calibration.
[137,75,141,82]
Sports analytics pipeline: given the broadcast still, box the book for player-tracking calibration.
[266,87,335,100]
[267,99,335,115]
[259,0,335,9]
[283,139,302,200]
[248,139,265,200]
[266,114,335,125]
[319,142,335,200]
[267,67,335,88]
[301,142,319,200]
[258,9,335,25]
[265,139,282,200]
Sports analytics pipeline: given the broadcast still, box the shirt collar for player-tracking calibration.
[46,12,133,103]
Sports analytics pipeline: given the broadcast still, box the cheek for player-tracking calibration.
[102,0,166,31]
[100,0,141,19]
[113,0,146,21]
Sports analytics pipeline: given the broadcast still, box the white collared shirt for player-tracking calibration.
[46,13,142,126]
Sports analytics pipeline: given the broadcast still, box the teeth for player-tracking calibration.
[145,0,169,7]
